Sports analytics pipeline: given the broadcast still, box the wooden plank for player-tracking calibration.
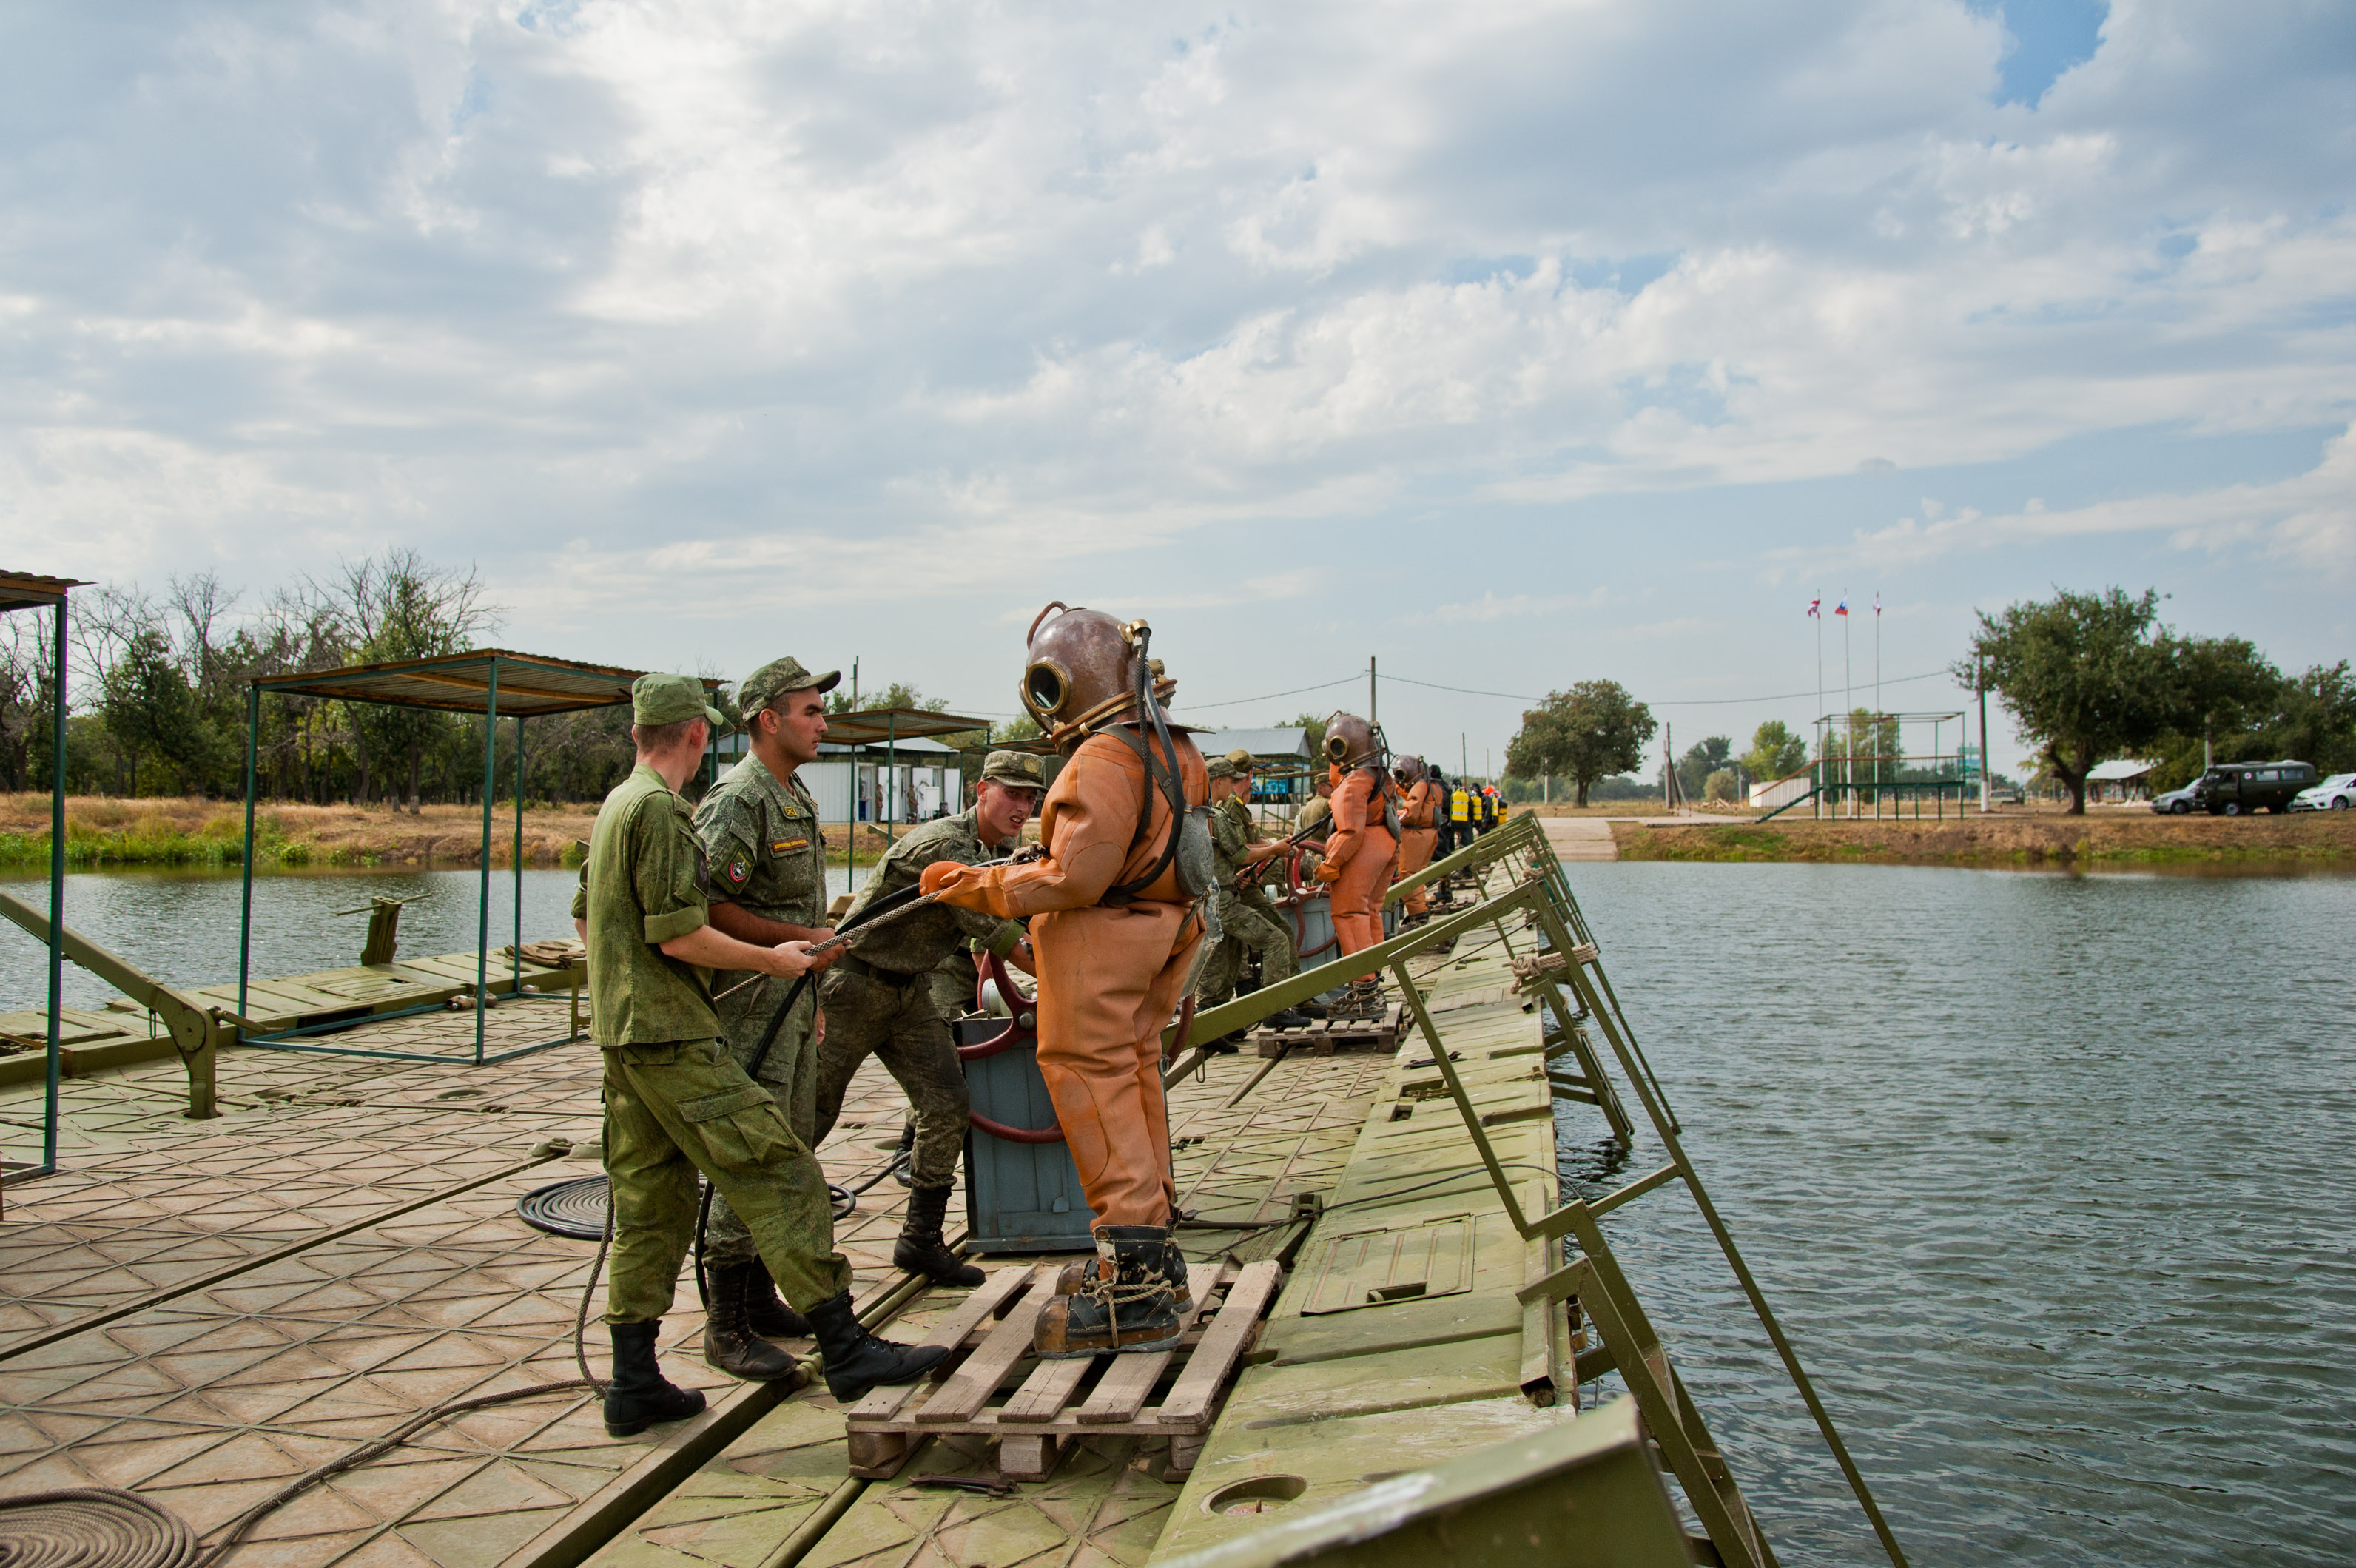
[847,1265,1036,1424]
[913,1290,1052,1424]
[997,1357,1091,1424]
[1074,1347,1173,1424]
[1152,1260,1282,1427]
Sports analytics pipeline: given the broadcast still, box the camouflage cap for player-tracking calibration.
[632,673,726,730]
[738,656,841,716]
[979,750,1046,790]
[1205,756,1239,781]
[1225,747,1256,770]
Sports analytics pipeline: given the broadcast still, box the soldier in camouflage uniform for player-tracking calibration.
[1191,757,1308,1051]
[572,674,944,1424]
[690,656,846,1376]
[813,750,1045,1284]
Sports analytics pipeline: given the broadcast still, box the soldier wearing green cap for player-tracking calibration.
[810,748,1043,1284]
[682,655,849,1378]
[1191,755,1309,1049]
[571,673,945,1431]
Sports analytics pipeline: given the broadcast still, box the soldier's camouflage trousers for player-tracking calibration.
[812,966,972,1188]
[1194,889,1297,1008]
[599,1038,850,1322]
[703,978,821,1271]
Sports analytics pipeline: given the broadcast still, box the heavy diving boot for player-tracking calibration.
[806,1292,952,1402]
[1054,1232,1188,1302]
[895,1185,985,1287]
[738,1257,810,1339]
[605,1322,708,1437]
[701,1263,810,1384]
[1036,1227,1185,1359]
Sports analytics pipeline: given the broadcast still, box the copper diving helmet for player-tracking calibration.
[1020,602,1176,753]
[1323,712,1381,770]
[1392,753,1426,786]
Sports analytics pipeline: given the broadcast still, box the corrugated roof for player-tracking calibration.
[2085,758,2161,781]
[252,648,664,716]
[821,707,992,745]
[0,571,89,614]
[1194,726,1313,758]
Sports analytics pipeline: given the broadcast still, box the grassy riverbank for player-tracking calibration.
[0,795,952,871]
[1611,809,2356,867]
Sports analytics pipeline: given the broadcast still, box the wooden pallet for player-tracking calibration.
[845,1259,1283,1483]
[1249,1003,1404,1057]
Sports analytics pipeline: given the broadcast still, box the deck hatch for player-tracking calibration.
[1300,1214,1476,1314]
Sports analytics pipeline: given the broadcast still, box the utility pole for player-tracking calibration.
[1976,651,1990,814]
[1369,656,1378,727]
[1461,733,1468,780]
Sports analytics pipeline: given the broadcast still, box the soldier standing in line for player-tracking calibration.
[808,751,1046,1287]
[691,656,844,1378]
[1190,757,1307,1052]
[574,675,945,1428]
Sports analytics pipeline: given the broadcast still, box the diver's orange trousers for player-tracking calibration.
[1330,827,1398,980]
[1396,827,1438,916]
[1030,901,1201,1227]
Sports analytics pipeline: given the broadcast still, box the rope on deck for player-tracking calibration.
[0,1487,201,1567]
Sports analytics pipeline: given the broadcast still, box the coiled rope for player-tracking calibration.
[522,1173,862,1244]
[0,1487,200,1568]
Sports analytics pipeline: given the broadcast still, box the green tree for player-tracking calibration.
[1957,587,2231,815]
[100,628,195,795]
[1675,735,1732,802]
[2269,662,2356,773]
[334,551,494,812]
[1505,681,1657,807]
[1741,720,1808,783]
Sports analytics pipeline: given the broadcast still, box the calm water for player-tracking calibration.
[0,865,878,1012]
[1557,862,2356,1567]
[4,861,2350,1563]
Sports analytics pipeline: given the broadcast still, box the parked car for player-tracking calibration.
[2199,761,2320,815]
[2289,772,2356,812]
[2150,782,2204,815]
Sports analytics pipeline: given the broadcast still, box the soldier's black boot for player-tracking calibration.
[894,1185,985,1288]
[740,1258,810,1339]
[1035,1227,1185,1358]
[605,1322,707,1437]
[806,1291,951,1402]
[701,1263,810,1384]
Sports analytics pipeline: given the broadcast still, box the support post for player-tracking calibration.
[42,597,67,1173]
[476,660,497,1066]
[513,713,526,1000]
[238,684,258,1034]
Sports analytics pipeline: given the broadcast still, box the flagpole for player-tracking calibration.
[1842,591,1852,818]
[1874,593,1882,815]
[1813,598,1824,818]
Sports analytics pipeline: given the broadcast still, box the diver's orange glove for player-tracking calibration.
[920,861,970,897]
[1313,858,1344,883]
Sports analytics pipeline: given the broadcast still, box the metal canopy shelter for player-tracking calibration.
[0,571,88,1181]
[238,649,662,1066]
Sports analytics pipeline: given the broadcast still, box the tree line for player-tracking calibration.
[0,552,989,810]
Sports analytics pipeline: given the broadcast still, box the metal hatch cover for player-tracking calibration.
[1299,1214,1477,1314]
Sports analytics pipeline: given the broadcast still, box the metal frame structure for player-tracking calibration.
[1173,810,1911,1568]
[818,706,991,869]
[0,571,87,1180]
[235,649,653,1066]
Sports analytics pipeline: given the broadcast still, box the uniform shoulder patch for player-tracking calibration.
[718,853,752,889]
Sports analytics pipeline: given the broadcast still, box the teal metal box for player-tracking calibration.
[957,1015,1097,1253]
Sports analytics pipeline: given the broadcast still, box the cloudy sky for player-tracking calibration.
[4,0,2351,775]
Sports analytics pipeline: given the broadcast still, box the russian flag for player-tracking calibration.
[1834,598,1849,616]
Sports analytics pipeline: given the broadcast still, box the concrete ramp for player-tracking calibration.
[1541,817,1618,861]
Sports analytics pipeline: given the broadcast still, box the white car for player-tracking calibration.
[2289,772,2356,811]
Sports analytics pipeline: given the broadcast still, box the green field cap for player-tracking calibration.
[633,673,725,729]
[739,656,842,715]
[1205,756,1239,781]
[980,750,1046,789]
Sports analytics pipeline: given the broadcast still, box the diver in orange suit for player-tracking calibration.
[921,604,1207,1359]
[1393,754,1439,921]
[1313,713,1399,1016]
